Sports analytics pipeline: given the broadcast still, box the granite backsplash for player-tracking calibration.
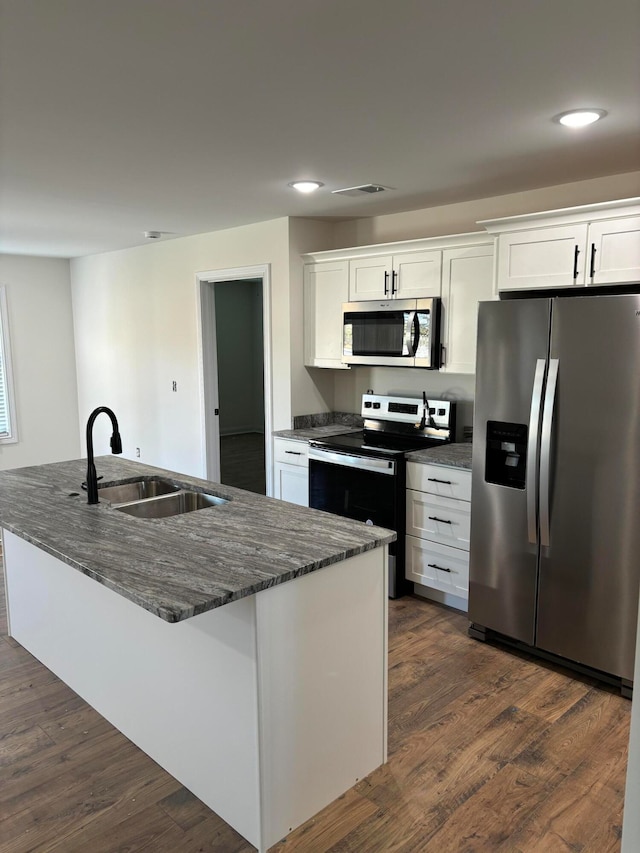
[292,411,364,430]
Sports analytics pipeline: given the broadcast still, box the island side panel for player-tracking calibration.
[255,547,388,850]
[3,530,263,849]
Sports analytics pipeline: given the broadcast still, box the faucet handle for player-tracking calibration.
[81,475,103,491]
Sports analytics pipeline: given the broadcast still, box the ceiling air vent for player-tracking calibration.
[331,184,393,198]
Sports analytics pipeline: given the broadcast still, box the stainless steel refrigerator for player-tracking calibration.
[469,291,640,693]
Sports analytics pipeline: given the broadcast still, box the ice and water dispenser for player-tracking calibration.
[485,421,528,489]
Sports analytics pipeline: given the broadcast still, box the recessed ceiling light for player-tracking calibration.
[288,180,324,193]
[554,109,607,128]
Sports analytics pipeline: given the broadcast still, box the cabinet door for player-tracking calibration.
[496,224,588,289]
[304,262,350,368]
[440,245,494,374]
[274,463,309,507]
[348,255,393,301]
[393,250,442,298]
[587,216,640,284]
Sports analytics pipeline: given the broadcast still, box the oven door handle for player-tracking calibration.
[308,446,396,475]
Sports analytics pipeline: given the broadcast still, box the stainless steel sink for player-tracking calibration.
[114,489,229,518]
[99,477,180,504]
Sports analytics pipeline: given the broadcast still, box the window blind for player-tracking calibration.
[0,286,15,440]
[0,337,9,436]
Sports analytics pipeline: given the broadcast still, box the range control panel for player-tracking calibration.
[361,394,453,429]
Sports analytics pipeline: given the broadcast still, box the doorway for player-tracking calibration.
[216,279,265,493]
[197,265,273,496]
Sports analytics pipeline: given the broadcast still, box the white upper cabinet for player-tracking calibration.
[303,261,350,369]
[495,224,589,289]
[481,198,640,291]
[303,234,493,371]
[588,216,640,284]
[440,243,495,374]
[348,255,393,300]
[348,250,442,301]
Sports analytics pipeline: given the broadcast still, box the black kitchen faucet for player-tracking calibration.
[85,406,122,504]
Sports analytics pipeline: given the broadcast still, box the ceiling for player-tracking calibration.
[1,0,639,259]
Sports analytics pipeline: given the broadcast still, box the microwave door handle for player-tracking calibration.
[405,312,419,356]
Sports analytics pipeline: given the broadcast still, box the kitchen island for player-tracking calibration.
[0,457,394,853]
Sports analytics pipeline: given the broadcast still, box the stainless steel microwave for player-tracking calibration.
[342,298,441,368]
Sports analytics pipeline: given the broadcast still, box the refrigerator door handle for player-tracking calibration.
[539,358,559,547]
[526,359,547,544]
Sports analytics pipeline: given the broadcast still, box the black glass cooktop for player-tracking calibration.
[310,429,446,459]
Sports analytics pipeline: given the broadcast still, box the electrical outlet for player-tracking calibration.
[172,381,177,392]
[136,447,140,457]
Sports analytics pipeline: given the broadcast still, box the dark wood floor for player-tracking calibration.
[0,558,630,852]
[220,432,266,494]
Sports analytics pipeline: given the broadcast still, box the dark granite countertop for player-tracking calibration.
[274,411,363,442]
[405,443,473,470]
[273,425,361,442]
[0,457,395,624]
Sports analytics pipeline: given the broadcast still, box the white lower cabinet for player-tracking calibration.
[405,461,471,610]
[273,438,309,507]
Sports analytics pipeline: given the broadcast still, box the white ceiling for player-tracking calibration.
[1,0,639,259]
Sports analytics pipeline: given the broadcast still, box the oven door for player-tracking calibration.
[308,446,408,598]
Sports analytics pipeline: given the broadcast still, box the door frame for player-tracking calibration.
[195,264,273,495]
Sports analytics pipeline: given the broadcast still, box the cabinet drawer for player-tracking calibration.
[406,462,471,502]
[274,439,309,467]
[405,535,469,599]
[406,489,470,550]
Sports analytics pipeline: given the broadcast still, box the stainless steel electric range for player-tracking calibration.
[308,393,456,598]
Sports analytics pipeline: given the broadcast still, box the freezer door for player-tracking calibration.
[469,298,551,644]
[536,293,640,680]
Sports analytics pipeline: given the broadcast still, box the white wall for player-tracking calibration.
[288,218,336,417]
[332,171,640,247]
[69,173,640,481]
[70,218,291,477]
[0,254,80,469]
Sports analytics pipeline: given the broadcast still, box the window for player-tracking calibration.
[0,285,17,443]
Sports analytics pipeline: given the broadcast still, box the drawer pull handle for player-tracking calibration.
[428,563,452,573]
[285,450,302,455]
[428,516,453,524]
[427,477,452,484]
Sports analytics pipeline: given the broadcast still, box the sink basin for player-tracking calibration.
[114,490,229,519]
[98,477,180,504]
